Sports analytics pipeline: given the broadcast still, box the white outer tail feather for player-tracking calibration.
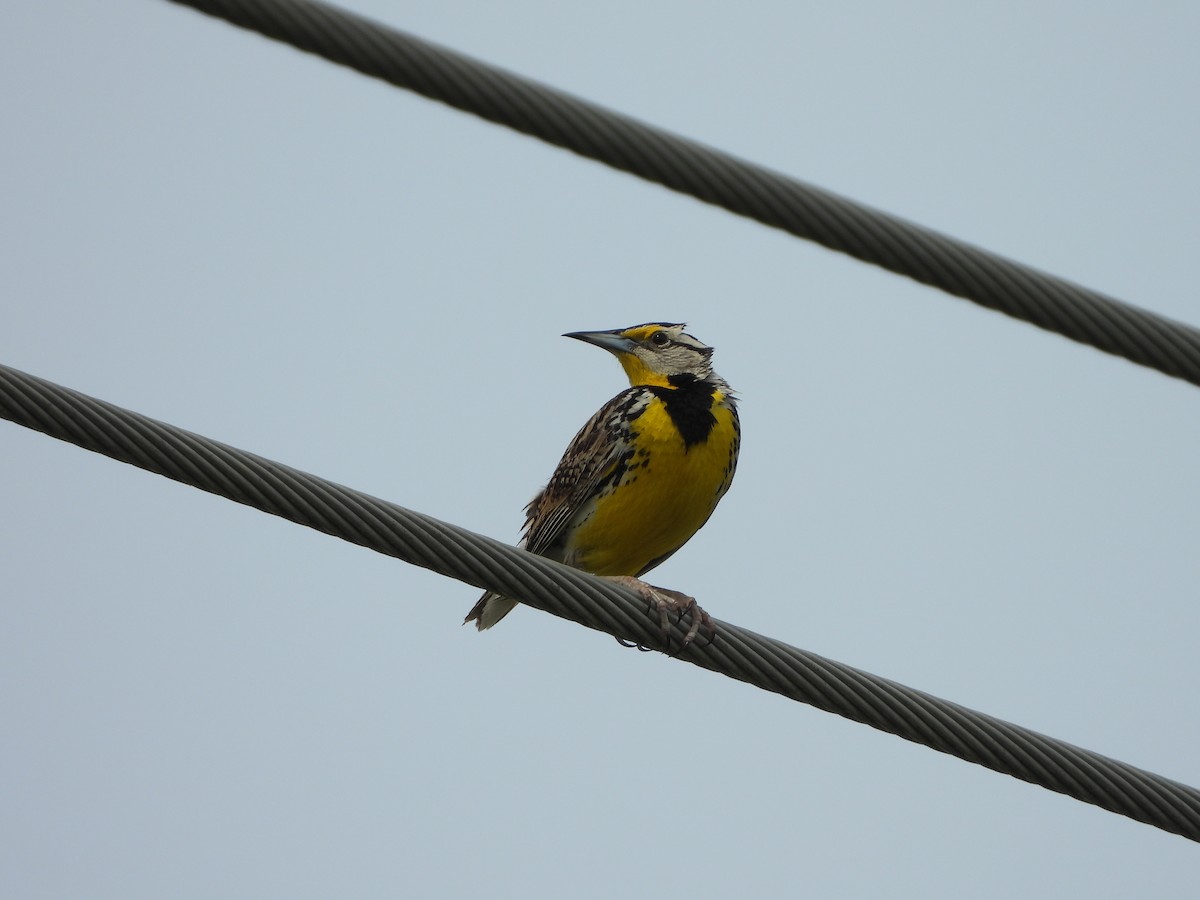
[467,592,519,630]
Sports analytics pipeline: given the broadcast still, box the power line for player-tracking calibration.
[3,361,1198,842]
[165,0,1200,388]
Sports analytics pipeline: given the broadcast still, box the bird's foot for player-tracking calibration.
[605,576,716,652]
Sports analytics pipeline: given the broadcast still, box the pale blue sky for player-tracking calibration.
[3,2,1199,897]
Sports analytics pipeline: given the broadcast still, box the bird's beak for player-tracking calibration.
[563,329,637,356]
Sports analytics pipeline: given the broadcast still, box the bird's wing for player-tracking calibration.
[521,387,644,558]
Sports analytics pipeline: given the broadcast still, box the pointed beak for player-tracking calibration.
[563,329,637,356]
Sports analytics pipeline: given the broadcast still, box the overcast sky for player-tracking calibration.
[4,1,1199,897]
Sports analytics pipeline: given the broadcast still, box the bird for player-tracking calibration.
[464,322,740,647]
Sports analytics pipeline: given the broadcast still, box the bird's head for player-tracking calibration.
[564,323,717,388]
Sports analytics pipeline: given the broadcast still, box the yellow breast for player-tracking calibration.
[565,393,739,577]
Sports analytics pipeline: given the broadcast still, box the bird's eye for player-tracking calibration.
[650,331,670,347]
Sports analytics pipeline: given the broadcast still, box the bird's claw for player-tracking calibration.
[607,576,717,652]
[650,587,714,652]
[616,637,654,652]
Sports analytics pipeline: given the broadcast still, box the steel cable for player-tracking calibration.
[3,362,1198,841]
[162,0,1200,387]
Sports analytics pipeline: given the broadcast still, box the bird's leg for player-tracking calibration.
[603,575,716,650]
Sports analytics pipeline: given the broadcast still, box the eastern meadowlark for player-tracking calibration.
[465,322,740,646]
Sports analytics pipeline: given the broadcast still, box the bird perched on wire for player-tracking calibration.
[464,322,740,647]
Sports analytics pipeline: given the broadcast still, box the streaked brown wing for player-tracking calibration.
[521,387,643,558]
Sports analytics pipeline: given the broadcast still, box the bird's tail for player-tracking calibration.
[463,591,519,631]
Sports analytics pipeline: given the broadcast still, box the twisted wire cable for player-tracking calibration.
[3,361,1198,841]
[162,0,1200,388]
